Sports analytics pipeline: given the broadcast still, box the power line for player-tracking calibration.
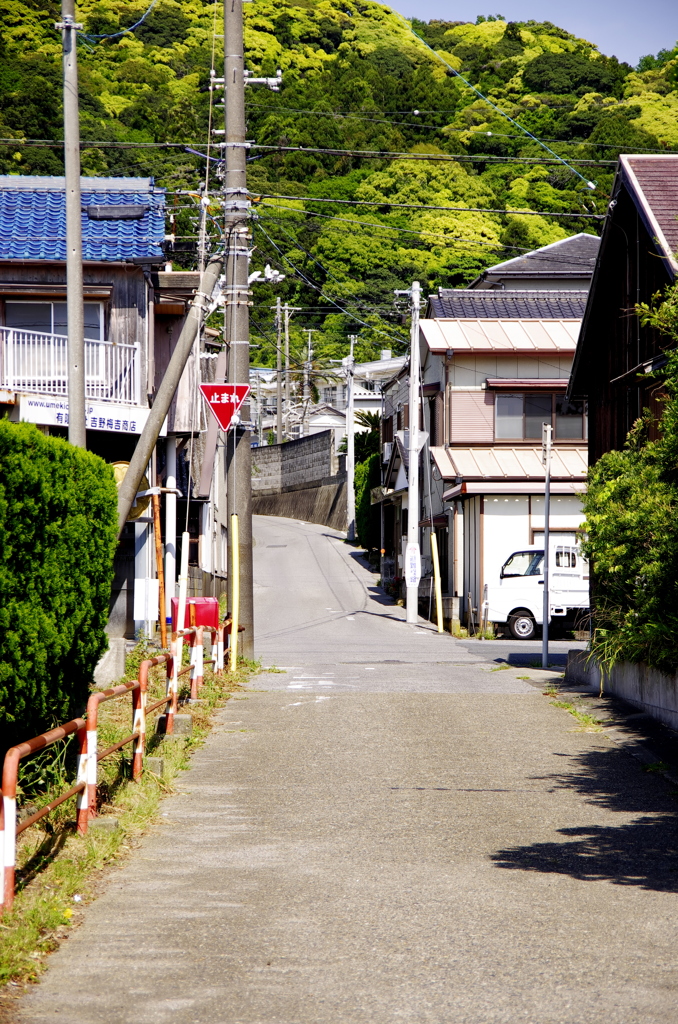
[258,207,599,267]
[254,191,605,219]
[244,143,616,166]
[254,221,408,344]
[244,105,678,155]
[398,12,599,190]
[259,204,509,247]
[79,0,157,42]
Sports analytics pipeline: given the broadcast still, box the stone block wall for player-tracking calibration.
[252,431,347,531]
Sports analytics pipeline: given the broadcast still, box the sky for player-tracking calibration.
[388,0,678,66]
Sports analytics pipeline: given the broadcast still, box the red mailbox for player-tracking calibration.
[171,596,220,631]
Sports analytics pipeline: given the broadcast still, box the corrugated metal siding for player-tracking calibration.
[450,391,494,443]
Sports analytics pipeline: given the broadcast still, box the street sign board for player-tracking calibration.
[199,384,250,430]
[405,542,421,588]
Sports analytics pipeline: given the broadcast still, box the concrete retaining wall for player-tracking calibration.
[252,431,347,531]
[567,650,678,731]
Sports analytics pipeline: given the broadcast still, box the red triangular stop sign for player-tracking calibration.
[199,383,250,430]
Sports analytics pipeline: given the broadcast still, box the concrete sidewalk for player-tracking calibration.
[17,518,678,1022]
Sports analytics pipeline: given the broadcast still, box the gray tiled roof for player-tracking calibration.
[428,289,589,319]
[481,233,600,278]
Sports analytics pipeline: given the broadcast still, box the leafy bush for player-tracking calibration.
[0,422,118,753]
[355,452,381,550]
[583,286,678,672]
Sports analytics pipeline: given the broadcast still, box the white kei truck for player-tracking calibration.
[487,543,589,640]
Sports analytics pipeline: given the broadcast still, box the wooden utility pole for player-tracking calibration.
[58,0,85,448]
[223,0,254,658]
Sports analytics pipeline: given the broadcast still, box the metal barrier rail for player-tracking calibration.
[0,628,235,912]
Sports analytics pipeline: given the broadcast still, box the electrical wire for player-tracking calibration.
[258,204,509,248]
[396,11,599,190]
[258,208,600,269]
[255,221,408,345]
[79,0,157,42]
[242,143,616,166]
[253,191,605,219]
[243,104,678,155]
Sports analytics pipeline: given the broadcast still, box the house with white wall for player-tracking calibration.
[380,283,591,633]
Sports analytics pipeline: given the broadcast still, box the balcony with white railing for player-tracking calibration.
[0,327,140,406]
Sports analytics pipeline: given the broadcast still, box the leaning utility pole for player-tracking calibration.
[58,0,85,448]
[223,0,254,658]
[345,335,357,541]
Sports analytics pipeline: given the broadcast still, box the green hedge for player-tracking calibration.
[355,452,381,549]
[0,422,118,753]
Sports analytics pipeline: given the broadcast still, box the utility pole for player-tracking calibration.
[345,334,357,541]
[542,422,552,669]
[397,281,422,625]
[282,303,300,438]
[223,0,254,658]
[57,0,85,448]
[302,328,317,437]
[284,304,291,434]
[275,296,283,443]
[257,371,264,446]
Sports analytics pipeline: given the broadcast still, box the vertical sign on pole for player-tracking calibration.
[542,422,552,669]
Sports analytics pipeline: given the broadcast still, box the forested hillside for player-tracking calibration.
[1,0,677,364]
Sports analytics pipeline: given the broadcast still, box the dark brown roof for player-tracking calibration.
[623,156,678,269]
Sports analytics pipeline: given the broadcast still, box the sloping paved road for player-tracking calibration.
[20,518,678,1023]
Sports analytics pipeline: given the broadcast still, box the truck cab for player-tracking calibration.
[487,543,589,640]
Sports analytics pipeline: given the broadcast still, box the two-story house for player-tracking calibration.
[381,284,591,633]
[0,175,228,638]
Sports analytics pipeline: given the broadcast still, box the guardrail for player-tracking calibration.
[0,625,239,913]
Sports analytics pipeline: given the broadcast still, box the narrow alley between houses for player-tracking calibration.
[18,517,678,1024]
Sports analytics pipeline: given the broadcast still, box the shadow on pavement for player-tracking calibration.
[491,748,678,892]
[366,586,396,607]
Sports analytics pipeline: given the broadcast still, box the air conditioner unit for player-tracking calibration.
[382,441,393,463]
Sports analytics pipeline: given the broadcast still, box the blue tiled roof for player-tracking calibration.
[0,176,165,262]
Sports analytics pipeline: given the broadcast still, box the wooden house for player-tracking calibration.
[0,175,228,638]
[569,155,678,462]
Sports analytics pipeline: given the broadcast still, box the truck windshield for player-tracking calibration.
[502,551,544,577]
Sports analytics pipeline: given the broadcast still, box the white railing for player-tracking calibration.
[0,327,139,405]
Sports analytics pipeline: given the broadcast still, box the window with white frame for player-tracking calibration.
[5,301,103,341]
[495,393,587,441]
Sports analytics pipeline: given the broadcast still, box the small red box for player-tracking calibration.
[171,596,220,631]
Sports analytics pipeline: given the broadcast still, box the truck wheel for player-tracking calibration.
[508,611,536,640]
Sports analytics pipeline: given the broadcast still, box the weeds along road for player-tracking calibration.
[20,517,678,1023]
